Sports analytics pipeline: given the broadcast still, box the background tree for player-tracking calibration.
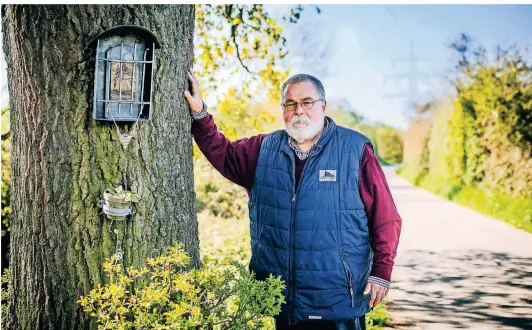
[375,125,404,165]
[2,5,197,329]
[194,4,314,101]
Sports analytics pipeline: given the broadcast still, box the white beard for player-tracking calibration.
[285,114,325,143]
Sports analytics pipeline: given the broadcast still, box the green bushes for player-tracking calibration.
[78,244,285,330]
[400,38,532,232]
[402,118,432,178]
[329,106,404,165]
[453,53,532,197]
[375,126,404,165]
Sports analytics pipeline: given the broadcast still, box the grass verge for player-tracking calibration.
[396,167,532,233]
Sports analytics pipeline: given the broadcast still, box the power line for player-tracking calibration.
[384,38,432,110]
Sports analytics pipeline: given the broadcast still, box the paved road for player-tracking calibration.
[382,166,532,330]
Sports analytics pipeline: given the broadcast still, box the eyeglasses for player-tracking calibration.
[281,99,323,112]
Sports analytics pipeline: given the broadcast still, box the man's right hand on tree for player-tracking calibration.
[184,69,203,112]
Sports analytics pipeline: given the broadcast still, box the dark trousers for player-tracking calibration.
[275,315,366,330]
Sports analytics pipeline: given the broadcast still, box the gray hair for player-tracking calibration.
[280,73,326,102]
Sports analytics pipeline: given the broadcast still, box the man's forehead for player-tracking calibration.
[283,81,319,100]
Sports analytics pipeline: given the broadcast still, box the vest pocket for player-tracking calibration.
[248,201,258,239]
[339,247,355,307]
[249,201,264,242]
[357,249,373,289]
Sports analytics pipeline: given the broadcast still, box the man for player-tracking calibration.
[185,71,401,330]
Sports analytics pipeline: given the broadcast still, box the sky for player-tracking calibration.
[2,4,532,129]
[277,4,532,129]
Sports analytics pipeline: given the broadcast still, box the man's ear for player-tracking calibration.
[322,100,327,112]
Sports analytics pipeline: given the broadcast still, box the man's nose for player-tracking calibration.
[294,103,305,115]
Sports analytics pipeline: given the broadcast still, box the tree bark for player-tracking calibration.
[2,5,198,329]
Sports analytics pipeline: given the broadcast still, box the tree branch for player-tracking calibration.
[232,35,255,75]
[231,6,257,75]
[1,131,10,141]
[243,22,260,31]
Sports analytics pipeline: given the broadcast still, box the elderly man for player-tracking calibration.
[185,71,401,330]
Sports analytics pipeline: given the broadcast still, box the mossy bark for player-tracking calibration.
[2,5,198,329]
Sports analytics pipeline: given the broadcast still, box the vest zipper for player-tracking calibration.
[339,248,355,307]
[285,147,319,325]
[288,191,296,325]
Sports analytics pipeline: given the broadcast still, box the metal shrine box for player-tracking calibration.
[89,25,161,122]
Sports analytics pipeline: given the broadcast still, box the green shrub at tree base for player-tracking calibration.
[78,244,285,330]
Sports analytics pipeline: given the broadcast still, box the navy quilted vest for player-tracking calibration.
[249,117,374,325]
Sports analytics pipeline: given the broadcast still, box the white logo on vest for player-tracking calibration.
[319,170,337,182]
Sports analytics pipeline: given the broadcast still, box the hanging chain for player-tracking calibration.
[107,40,145,150]
[105,100,140,264]
[114,227,123,264]
[105,105,139,263]
[108,103,144,149]
[104,51,146,262]
[108,219,124,265]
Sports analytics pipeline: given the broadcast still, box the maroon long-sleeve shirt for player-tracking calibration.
[192,113,401,282]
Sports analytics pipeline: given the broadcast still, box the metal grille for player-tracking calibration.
[93,34,155,122]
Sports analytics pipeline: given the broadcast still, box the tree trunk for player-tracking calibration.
[2,5,198,329]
